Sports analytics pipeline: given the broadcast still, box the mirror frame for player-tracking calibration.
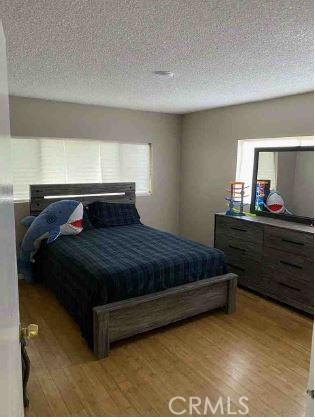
[250,146,314,225]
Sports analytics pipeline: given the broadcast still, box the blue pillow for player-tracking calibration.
[89,201,141,227]
[82,206,95,230]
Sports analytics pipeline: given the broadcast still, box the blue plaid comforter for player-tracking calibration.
[34,224,227,346]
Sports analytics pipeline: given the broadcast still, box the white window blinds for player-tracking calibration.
[65,140,102,184]
[40,139,66,184]
[11,138,151,201]
[12,138,41,201]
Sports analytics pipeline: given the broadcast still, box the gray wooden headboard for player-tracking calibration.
[30,182,135,216]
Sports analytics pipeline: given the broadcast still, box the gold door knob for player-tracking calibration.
[21,324,39,340]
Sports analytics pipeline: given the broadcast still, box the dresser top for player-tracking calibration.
[216,212,314,234]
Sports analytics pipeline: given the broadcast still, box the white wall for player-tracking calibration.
[180,93,314,245]
[0,23,23,416]
[9,96,182,245]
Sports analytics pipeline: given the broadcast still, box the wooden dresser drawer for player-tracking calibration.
[260,275,314,309]
[215,236,262,263]
[224,253,261,290]
[227,263,261,290]
[264,226,313,259]
[263,247,314,285]
[262,246,314,311]
[215,216,263,244]
[214,213,314,314]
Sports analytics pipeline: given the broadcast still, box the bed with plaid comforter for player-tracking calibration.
[34,224,227,347]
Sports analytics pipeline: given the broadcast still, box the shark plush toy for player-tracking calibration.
[19,200,83,283]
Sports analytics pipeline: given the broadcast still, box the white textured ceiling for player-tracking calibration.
[0,0,313,113]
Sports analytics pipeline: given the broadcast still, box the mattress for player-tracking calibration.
[34,224,227,346]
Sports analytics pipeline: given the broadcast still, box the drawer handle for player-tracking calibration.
[281,238,304,246]
[230,227,247,232]
[228,263,245,272]
[280,260,303,270]
[228,245,247,252]
[278,282,301,292]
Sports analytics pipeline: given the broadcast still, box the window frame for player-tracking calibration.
[11,136,153,203]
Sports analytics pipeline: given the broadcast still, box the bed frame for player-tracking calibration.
[30,182,238,358]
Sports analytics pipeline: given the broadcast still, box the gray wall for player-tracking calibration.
[269,150,313,217]
[10,93,314,247]
[9,96,182,245]
[292,151,314,218]
[276,151,297,211]
[180,93,314,245]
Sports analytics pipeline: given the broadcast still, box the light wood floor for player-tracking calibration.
[19,282,312,417]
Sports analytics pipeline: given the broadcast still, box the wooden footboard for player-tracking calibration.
[93,273,237,359]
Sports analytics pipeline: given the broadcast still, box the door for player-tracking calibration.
[0,21,24,416]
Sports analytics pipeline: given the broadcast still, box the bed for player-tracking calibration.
[31,182,238,358]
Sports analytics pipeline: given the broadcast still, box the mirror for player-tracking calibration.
[251,146,314,224]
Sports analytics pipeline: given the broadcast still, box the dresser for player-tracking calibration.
[214,213,314,314]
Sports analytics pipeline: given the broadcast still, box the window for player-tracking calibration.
[256,151,278,190]
[236,136,314,204]
[11,138,151,201]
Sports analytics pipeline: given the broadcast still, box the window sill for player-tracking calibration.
[136,192,152,197]
[14,200,29,204]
